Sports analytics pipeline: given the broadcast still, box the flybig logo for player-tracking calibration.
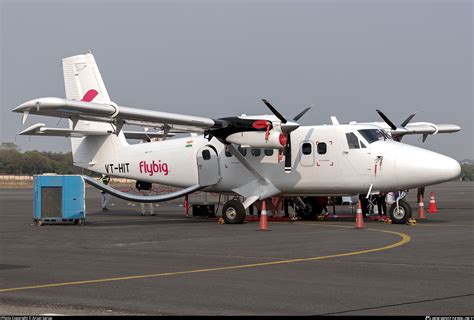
[139,160,169,176]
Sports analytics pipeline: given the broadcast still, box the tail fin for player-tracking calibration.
[62,52,111,103]
[62,52,127,170]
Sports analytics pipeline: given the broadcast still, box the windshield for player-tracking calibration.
[358,129,392,144]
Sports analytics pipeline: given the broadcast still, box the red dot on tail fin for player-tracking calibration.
[81,89,99,102]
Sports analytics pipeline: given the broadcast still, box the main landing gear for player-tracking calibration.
[295,197,324,221]
[222,198,246,224]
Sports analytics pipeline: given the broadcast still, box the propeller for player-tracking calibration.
[262,99,311,173]
[376,109,415,142]
[293,107,311,121]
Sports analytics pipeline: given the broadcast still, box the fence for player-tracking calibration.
[0,175,135,185]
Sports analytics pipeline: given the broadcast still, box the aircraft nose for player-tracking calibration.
[437,155,461,182]
[395,145,461,188]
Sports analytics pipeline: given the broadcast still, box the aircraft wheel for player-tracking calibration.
[222,199,246,224]
[389,200,412,224]
[296,197,320,221]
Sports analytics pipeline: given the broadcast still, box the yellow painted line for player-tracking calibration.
[416,224,474,228]
[0,226,410,293]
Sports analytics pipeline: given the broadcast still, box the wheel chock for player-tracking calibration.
[218,217,225,224]
[407,218,417,226]
[384,218,392,224]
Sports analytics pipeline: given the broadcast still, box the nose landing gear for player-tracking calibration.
[388,191,412,224]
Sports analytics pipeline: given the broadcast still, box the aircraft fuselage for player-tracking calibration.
[80,123,461,197]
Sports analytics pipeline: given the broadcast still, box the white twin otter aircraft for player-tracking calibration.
[13,53,461,224]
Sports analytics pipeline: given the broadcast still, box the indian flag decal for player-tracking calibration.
[185,140,193,148]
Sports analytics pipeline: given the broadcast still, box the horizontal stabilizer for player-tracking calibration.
[19,123,111,137]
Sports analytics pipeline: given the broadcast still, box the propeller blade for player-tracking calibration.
[262,99,287,123]
[280,121,300,133]
[284,134,292,173]
[376,109,397,130]
[293,107,311,121]
[400,113,416,127]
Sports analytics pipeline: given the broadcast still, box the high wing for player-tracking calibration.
[358,109,461,142]
[369,121,461,135]
[13,97,224,134]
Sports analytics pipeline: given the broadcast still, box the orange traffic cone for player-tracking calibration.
[355,200,365,229]
[428,192,438,213]
[258,200,270,231]
[418,194,426,219]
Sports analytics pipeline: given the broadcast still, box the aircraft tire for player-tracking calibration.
[389,200,412,224]
[297,197,320,221]
[222,199,246,224]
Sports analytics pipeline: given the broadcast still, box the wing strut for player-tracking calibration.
[225,144,267,184]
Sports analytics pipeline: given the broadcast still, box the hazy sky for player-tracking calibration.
[1,0,472,160]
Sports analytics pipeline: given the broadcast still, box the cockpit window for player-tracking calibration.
[345,132,360,149]
[358,129,391,144]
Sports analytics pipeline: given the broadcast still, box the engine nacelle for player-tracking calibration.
[225,131,287,149]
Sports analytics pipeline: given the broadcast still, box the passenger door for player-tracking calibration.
[197,146,220,186]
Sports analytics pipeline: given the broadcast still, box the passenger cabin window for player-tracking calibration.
[345,132,360,149]
[202,149,211,160]
[264,149,274,156]
[317,142,327,154]
[302,143,312,155]
[251,148,261,157]
[238,146,247,156]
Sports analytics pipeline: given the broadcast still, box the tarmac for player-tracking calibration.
[0,181,473,315]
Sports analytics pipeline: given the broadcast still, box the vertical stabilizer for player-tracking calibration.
[62,52,127,169]
[62,52,111,103]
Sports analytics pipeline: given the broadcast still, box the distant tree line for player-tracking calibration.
[461,163,474,181]
[0,142,93,175]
